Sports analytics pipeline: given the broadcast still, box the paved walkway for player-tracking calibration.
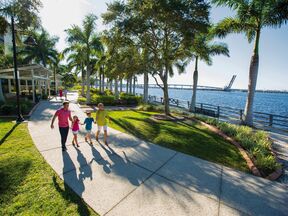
[269,130,288,184]
[28,92,288,216]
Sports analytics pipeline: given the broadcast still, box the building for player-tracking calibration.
[0,64,62,103]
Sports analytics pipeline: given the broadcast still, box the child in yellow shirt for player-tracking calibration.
[95,103,110,145]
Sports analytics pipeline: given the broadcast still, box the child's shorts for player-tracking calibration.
[72,130,79,135]
[97,125,107,132]
[86,129,92,134]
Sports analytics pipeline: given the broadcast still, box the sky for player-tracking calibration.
[39,0,288,90]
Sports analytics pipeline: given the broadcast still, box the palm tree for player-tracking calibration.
[213,0,288,126]
[65,14,102,103]
[188,34,229,112]
[19,29,58,67]
[63,43,87,96]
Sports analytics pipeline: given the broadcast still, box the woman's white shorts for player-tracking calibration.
[97,125,107,132]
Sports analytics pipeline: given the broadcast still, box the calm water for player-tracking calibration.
[134,88,288,116]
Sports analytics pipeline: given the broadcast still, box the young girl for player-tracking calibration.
[72,115,80,147]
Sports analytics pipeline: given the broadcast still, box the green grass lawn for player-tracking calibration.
[106,110,249,172]
[0,118,15,141]
[0,123,98,216]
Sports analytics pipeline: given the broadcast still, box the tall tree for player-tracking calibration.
[65,14,102,103]
[63,43,87,96]
[103,0,210,115]
[213,0,288,126]
[19,29,58,67]
[188,33,229,112]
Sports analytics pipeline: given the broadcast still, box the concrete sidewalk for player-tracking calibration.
[28,93,288,216]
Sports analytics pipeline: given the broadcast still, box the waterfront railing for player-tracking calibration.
[142,94,288,131]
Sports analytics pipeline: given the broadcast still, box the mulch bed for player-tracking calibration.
[151,114,185,121]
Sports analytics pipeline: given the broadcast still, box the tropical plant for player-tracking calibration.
[63,43,87,96]
[65,14,102,103]
[213,0,288,126]
[188,33,229,112]
[19,29,58,67]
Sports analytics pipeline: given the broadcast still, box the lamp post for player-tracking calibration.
[11,15,37,122]
[11,15,24,122]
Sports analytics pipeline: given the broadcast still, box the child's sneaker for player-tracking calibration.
[90,141,93,145]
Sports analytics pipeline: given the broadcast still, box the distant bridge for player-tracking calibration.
[136,75,237,91]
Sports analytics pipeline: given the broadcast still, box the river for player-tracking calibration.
[134,88,288,116]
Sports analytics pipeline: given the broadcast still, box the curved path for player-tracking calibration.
[28,92,288,216]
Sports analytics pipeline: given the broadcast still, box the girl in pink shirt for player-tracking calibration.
[72,115,80,147]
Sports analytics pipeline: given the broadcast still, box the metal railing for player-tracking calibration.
[143,94,288,131]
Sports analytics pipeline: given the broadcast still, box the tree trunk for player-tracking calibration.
[126,79,129,94]
[129,77,132,94]
[143,71,149,103]
[190,56,199,112]
[133,76,136,95]
[99,69,102,90]
[163,81,170,115]
[115,78,119,99]
[86,64,91,104]
[243,29,261,126]
[0,79,5,103]
[120,79,123,93]
[101,68,105,92]
[162,68,170,115]
[81,64,85,96]
[109,79,113,91]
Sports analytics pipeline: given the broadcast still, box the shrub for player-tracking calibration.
[104,89,113,96]
[90,88,101,95]
[0,104,14,115]
[120,93,142,105]
[78,97,87,104]
[91,95,115,106]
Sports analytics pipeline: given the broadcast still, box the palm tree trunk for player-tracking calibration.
[143,71,149,103]
[129,77,132,94]
[190,56,199,112]
[115,78,119,99]
[99,70,102,90]
[101,68,105,92]
[81,64,85,96]
[109,79,113,91]
[243,29,261,126]
[133,76,136,95]
[86,64,91,104]
[120,79,123,93]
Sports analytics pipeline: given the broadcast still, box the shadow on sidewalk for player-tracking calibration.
[98,142,142,186]
[52,151,91,216]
